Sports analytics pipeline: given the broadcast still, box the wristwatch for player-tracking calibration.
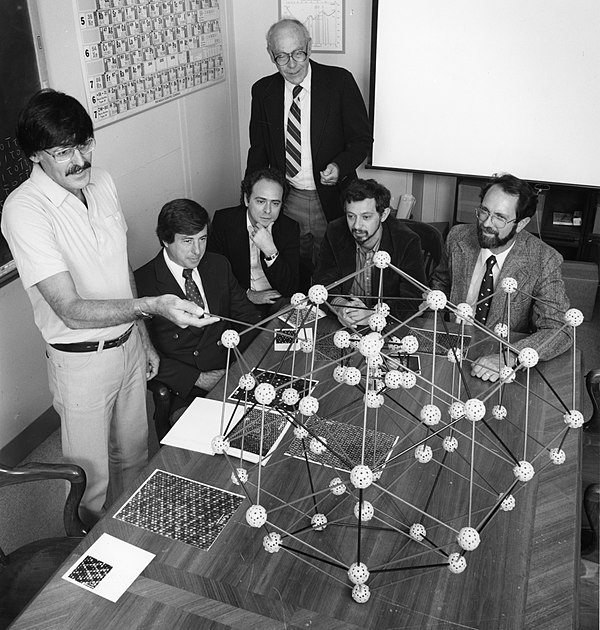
[264,250,279,263]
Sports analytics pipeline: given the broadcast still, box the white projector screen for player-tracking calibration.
[370,0,600,188]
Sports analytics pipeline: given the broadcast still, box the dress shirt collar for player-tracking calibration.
[162,247,201,292]
[30,162,96,208]
[477,240,515,272]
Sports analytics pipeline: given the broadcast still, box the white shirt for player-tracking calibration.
[283,65,315,190]
[245,212,275,292]
[162,248,210,313]
[465,243,516,312]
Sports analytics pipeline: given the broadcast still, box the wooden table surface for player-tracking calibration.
[12,319,582,630]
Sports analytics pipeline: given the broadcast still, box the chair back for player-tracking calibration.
[399,219,445,283]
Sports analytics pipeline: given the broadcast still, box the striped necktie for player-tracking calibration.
[475,255,496,324]
[285,85,302,178]
[182,268,205,309]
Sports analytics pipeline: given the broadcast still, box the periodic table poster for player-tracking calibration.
[74,0,225,128]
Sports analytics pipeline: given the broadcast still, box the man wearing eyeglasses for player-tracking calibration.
[431,173,571,381]
[1,90,212,524]
[246,18,373,290]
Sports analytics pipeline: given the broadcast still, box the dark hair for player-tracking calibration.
[342,178,391,215]
[240,167,288,206]
[480,174,537,222]
[156,199,210,245]
[16,89,93,157]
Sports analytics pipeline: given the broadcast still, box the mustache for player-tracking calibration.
[67,162,91,175]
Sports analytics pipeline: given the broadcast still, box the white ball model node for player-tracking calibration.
[455,302,474,323]
[500,366,517,383]
[349,334,361,349]
[293,425,308,440]
[415,444,433,463]
[492,405,508,420]
[348,563,370,585]
[420,404,441,426]
[368,312,387,332]
[358,332,384,358]
[398,371,417,389]
[375,302,391,317]
[245,504,267,528]
[501,277,518,293]
[344,366,362,386]
[262,532,282,553]
[401,335,419,354]
[333,330,351,349]
[350,465,374,489]
[364,391,384,408]
[448,401,466,420]
[254,382,276,405]
[211,435,230,455]
[298,395,319,416]
[457,527,481,551]
[447,347,464,364]
[329,477,346,496]
[464,398,486,422]
[443,435,459,452]
[281,387,300,406]
[291,292,307,308]
[354,500,374,522]
[311,513,328,531]
[373,250,391,268]
[368,354,384,369]
[549,447,566,465]
[387,335,402,352]
[301,339,314,354]
[384,370,402,389]
[426,289,448,311]
[372,470,383,481]
[333,365,347,383]
[500,495,516,511]
[494,323,509,338]
[564,307,584,327]
[448,553,467,574]
[307,284,328,305]
[518,347,539,368]
[220,329,240,348]
[563,409,584,429]
[513,460,535,482]
[238,373,256,391]
[231,467,248,485]
[351,583,371,604]
[409,523,426,541]
[309,436,328,455]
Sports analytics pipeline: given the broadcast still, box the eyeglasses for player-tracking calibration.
[43,138,96,163]
[273,48,308,66]
[475,205,517,229]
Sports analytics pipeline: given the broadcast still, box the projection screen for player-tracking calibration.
[369,0,600,188]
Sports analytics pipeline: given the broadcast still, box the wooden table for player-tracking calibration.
[12,319,582,629]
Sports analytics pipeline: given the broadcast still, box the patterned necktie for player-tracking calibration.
[182,268,205,309]
[475,255,496,324]
[285,85,302,177]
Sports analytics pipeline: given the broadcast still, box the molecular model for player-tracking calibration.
[208,251,583,605]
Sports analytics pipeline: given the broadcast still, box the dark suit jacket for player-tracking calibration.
[207,204,300,297]
[430,224,572,360]
[135,251,260,405]
[245,61,373,222]
[314,217,427,320]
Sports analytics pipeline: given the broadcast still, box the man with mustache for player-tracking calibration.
[314,178,426,328]
[1,90,211,524]
[431,173,572,381]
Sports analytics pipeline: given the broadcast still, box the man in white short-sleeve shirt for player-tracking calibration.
[1,90,216,523]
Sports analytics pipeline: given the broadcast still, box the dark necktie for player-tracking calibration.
[182,268,205,309]
[475,255,496,324]
[285,85,302,177]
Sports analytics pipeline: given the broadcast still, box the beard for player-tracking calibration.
[477,221,518,250]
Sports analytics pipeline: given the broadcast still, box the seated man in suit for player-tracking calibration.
[314,178,426,328]
[431,173,572,382]
[208,168,300,314]
[135,199,261,416]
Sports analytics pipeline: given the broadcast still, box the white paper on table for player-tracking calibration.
[62,533,154,602]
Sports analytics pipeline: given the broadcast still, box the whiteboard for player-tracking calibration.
[370,0,600,188]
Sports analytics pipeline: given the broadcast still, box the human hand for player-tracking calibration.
[249,223,277,256]
[247,289,282,305]
[195,368,226,391]
[336,297,371,328]
[470,354,504,382]
[320,162,339,186]
[150,295,220,328]
[144,342,160,380]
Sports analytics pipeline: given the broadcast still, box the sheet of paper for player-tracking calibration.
[62,533,154,602]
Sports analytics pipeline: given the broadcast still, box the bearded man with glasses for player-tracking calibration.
[246,18,373,291]
[431,173,571,382]
[1,90,212,525]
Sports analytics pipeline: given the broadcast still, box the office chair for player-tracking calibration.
[399,219,446,283]
[0,462,87,628]
[582,370,600,556]
[147,379,175,442]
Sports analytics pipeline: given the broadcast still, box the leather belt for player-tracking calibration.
[50,326,133,353]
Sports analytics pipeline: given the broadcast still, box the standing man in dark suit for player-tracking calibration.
[208,168,300,315]
[135,199,260,416]
[246,18,373,288]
